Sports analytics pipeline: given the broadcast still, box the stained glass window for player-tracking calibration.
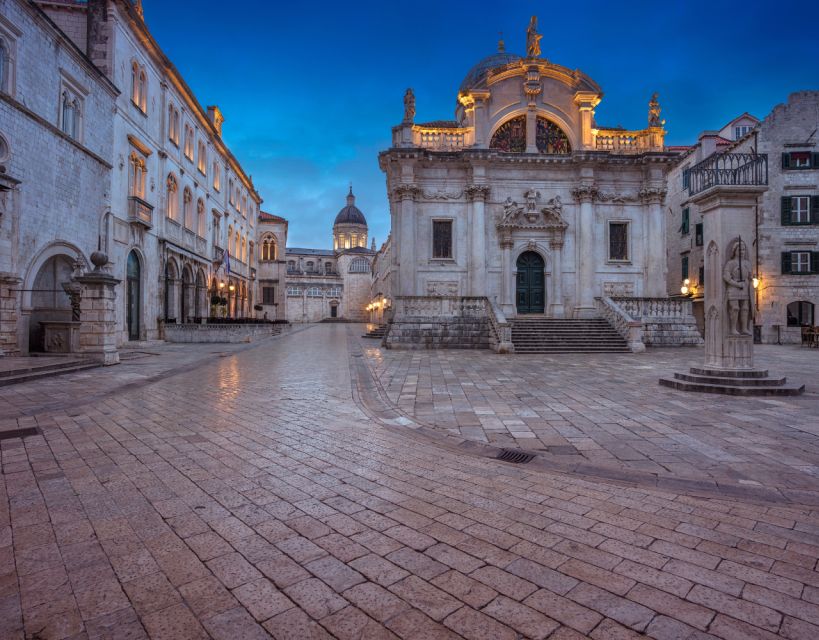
[489,115,571,154]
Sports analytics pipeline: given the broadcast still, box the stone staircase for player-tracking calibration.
[0,358,99,387]
[362,324,387,339]
[510,317,631,354]
[659,367,805,396]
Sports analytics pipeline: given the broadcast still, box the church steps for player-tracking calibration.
[0,361,99,387]
[510,317,631,354]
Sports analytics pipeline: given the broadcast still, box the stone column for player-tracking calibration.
[0,274,22,356]
[549,239,565,318]
[693,185,766,369]
[466,184,489,297]
[75,252,121,366]
[500,237,514,315]
[395,184,419,296]
[525,105,538,154]
[641,186,667,297]
[573,93,600,150]
[572,182,598,317]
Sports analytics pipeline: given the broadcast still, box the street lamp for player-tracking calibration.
[680,278,690,296]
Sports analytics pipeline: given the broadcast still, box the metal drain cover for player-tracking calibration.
[496,448,535,464]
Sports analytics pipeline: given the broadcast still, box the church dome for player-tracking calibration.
[334,187,367,226]
[459,52,522,93]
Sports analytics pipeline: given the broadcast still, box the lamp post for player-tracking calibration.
[228,283,235,319]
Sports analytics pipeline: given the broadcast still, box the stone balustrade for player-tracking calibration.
[164,323,278,343]
[595,297,645,352]
[484,298,514,354]
[608,296,703,347]
[413,126,470,151]
[386,296,489,350]
[593,127,663,154]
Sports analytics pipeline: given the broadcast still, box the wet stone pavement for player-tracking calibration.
[0,323,818,639]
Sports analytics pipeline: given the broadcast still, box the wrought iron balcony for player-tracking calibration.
[127,195,153,228]
[687,152,768,196]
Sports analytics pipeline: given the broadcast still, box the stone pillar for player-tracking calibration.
[525,105,538,154]
[0,274,22,356]
[466,184,489,297]
[549,240,565,318]
[500,238,514,315]
[573,94,600,150]
[75,252,121,366]
[641,186,667,297]
[395,184,419,296]
[572,182,598,317]
[693,185,766,369]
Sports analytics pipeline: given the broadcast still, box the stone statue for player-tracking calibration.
[648,93,663,128]
[524,188,540,212]
[526,16,542,58]
[722,238,754,336]
[403,88,415,124]
[501,197,521,222]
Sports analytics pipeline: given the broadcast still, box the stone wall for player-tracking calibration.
[642,318,703,347]
[385,317,489,350]
[164,323,277,343]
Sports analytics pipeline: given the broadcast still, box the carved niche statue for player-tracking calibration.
[403,88,415,124]
[648,93,663,128]
[526,16,542,58]
[722,238,755,336]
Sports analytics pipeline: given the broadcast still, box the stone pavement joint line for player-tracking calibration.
[0,324,817,639]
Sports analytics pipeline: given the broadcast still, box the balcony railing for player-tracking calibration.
[592,128,664,154]
[687,152,768,196]
[213,245,224,263]
[127,196,153,228]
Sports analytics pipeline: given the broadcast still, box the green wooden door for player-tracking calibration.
[516,251,545,314]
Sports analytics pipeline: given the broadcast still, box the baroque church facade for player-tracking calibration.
[284,189,375,323]
[379,20,675,326]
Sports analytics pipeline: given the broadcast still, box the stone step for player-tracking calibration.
[0,358,96,379]
[515,347,632,353]
[0,362,99,387]
[689,366,770,379]
[674,372,788,387]
[510,317,629,354]
[659,377,805,396]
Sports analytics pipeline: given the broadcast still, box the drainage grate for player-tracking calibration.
[0,427,39,441]
[496,448,535,464]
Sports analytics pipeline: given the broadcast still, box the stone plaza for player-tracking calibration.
[1,325,819,639]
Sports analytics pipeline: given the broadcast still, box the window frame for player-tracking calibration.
[606,220,630,263]
[695,222,704,247]
[431,218,454,261]
[197,140,207,175]
[128,150,147,199]
[681,253,689,280]
[166,173,179,222]
[0,25,19,97]
[680,207,690,235]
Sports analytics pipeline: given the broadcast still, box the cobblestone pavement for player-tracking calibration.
[365,342,819,501]
[1,324,819,639]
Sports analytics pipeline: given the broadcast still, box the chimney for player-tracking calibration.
[208,106,225,137]
[86,0,112,77]
[696,131,719,162]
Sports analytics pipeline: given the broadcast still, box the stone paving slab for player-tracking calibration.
[0,324,817,639]
[363,339,819,498]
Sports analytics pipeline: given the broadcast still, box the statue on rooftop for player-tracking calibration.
[526,16,542,58]
[403,88,415,124]
[648,93,663,128]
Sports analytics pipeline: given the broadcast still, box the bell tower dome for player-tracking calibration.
[333,185,368,252]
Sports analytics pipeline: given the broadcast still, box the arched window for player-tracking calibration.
[131,61,147,112]
[227,225,233,255]
[129,152,147,199]
[261,236,276,261]
[241,236,247,263]
[166,174,179,221]
[196,198,206,237]
[131,61,139,106]
[0,39,8,94]
[350,234,357,247]
[183,188,193,229]
[197,141,207,174]
[228,180,234,206]
[349,258,371,273]
[213,162,221,191]
[138,69,147,112]
[489,115,571,154]
[168,105,180,145]
[184,125,194,160]
[241,195,247,217]
[235,230,241,260]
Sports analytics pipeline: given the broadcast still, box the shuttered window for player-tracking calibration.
[432,220,453,259]
[782,251,819,274]
[781,195,819,225]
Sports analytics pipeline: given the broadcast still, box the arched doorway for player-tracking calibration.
[28,254,74,352]
[516,251,545,314]
[126,251,141,340]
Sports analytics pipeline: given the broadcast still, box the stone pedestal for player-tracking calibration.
[76,269,121,366]
[0,274,22,356]
[40,321,81,354]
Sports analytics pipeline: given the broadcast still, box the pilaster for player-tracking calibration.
[466,184,490,297]
[0,274,22,356]
[75,252,122,365]
[571,181,598,318]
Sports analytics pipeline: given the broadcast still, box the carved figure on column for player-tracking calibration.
[403,88,415,124]
[722,238,754,335]
[526,16,542,58]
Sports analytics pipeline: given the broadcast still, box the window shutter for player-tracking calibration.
[813,153,819,168]
[812,196,819,224]
[813,252,819,275]
[781,252,792,275]
[781,196,792,225]
[781,153,791,169]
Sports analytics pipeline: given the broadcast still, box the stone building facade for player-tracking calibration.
[0,0,263,357]
[666,92,819,344]
[285,189,375,323]
[0,0,118,356]
[379,24,675,333]
[256,211,288,321]
[368,234,393,323]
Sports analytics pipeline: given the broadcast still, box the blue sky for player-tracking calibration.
[144,0,819,249]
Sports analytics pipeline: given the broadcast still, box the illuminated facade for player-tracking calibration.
[285,189,376,323]
[379,24,676,326]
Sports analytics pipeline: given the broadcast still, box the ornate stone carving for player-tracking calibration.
[638,185,667,204]
[403,88,415,124]
[392,184,420,201]
[497,192,567,232]
[723,238,754,336]
[571,183,598,203]
[597,191,638,203]
[464,185,490,202]
[422,189,464,200]
[526,16,542,58]
[426,281,458,296]
[648,92,664,128]
[603,281,635,297]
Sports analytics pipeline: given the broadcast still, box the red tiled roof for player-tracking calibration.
[259,212,287,223]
